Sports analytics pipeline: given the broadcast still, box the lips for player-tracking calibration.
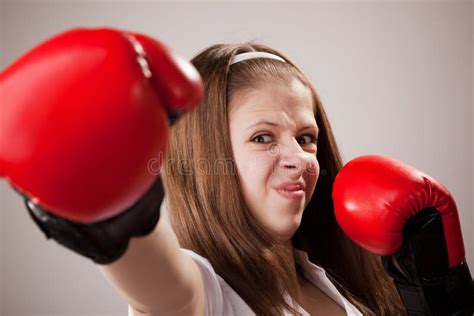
[274,181,306,191]
[274,181,306,201]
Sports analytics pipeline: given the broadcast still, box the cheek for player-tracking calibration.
[235,151,274,180]
[306,158,320,200]
[234,153,275,205]
[310,158,320,180]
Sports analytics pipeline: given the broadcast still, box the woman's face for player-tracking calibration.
[229,78,320,243]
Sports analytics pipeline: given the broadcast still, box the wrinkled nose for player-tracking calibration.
[274,141,314,178]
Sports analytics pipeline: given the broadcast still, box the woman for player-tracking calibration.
[0,26,406,315]
[160,43,406,315]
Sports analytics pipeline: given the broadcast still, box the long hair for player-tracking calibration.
[162,42,406,315]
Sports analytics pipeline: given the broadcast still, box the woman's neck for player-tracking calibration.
[281,239,307,301]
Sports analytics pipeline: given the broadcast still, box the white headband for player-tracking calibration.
[229,52,286,66]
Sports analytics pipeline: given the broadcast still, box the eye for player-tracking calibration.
[252,134,273,144]
[298,134,318,145]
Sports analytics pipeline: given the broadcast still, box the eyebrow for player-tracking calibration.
[246,120,319,132]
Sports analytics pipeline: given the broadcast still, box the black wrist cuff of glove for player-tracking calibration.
[382,207,473,316]
[385,259,473,315]
[25,176,164,265]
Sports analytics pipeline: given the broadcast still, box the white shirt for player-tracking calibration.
[128,248,363,315]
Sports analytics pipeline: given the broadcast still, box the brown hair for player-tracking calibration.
[162,42,406,315]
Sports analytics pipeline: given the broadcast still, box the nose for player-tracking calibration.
[275,140,314,178]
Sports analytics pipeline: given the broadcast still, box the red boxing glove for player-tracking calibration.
[0,28,203,223]
[333,155,472,315]
[0,28,203,264]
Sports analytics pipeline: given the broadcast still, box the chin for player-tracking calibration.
[264,204,303,239]
[273,223,301,241]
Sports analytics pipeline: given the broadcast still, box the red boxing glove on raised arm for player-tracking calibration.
[0,28,202,223]
[332,155,472,315]
[0,28,203,264]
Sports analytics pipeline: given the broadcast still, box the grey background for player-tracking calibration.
[0,1,472,315]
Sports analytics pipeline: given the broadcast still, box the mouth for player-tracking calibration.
[274,181,306,201]
[274,187,305,201]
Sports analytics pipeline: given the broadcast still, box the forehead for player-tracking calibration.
[229,79,314,122]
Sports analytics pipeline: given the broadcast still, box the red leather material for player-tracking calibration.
[333,155,465,268]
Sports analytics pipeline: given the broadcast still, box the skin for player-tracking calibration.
[228,77,320,246]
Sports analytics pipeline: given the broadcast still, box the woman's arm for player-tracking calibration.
[98,218,205,316]
[0,26,206,316]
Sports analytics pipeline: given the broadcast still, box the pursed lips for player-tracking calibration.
[274,181,305,191]
[274,181,306,201]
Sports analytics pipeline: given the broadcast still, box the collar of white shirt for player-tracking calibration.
[282,248,363,316]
